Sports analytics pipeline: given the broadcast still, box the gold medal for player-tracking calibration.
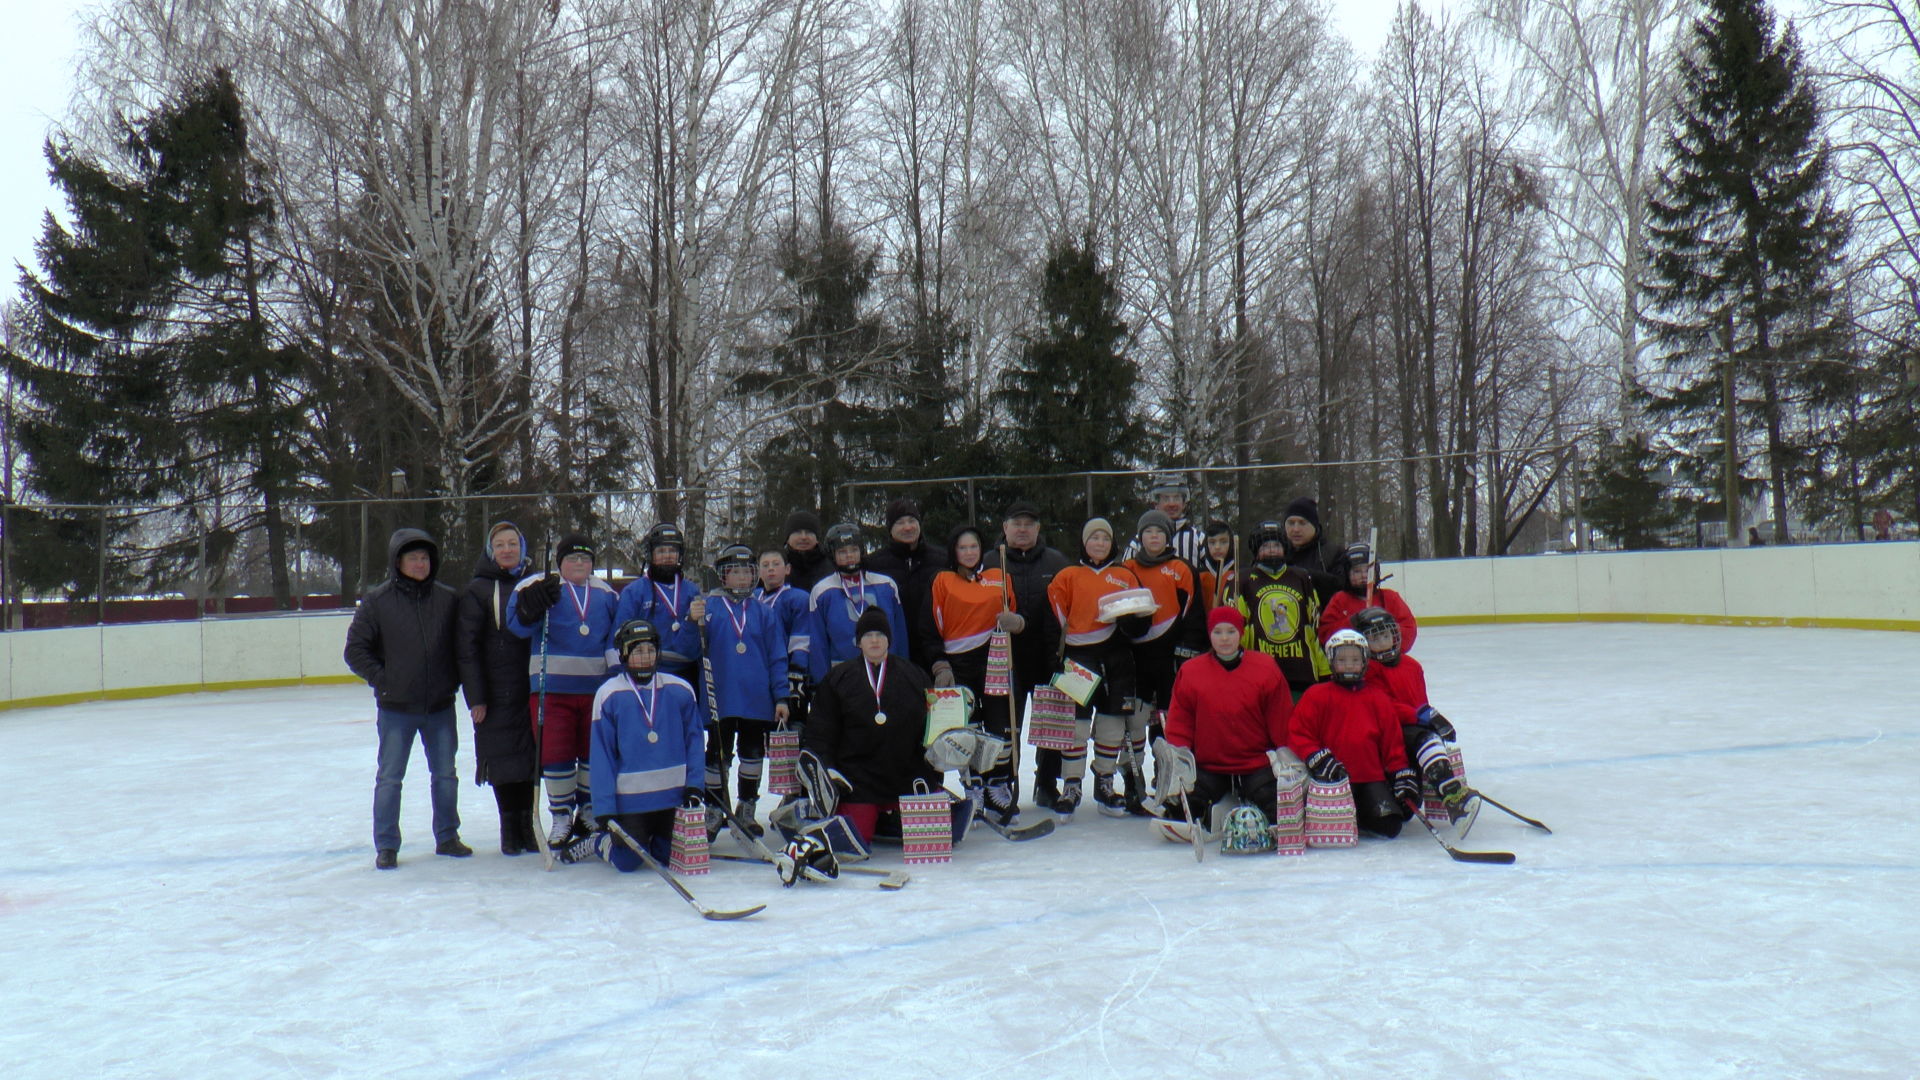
[578,624,590,636]
[647,730,659,743]
[736,641,748,654]
[874,710,888,725]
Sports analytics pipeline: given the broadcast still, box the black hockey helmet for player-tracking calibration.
[714,543,756,594]
[1250,520,1287,560]
[643,522,686,559]
[1345,540,1373,567]
[824,522,863,555]
[615,619,661,663]
[1351,606,1402,665]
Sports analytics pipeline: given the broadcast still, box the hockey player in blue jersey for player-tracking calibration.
[701,544,793,835]
[803,522,909,684]
[506,533,621,849]
[755,548,811,702]
[614,522,707,688]
[561,619,706,869]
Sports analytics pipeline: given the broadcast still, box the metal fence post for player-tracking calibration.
[98,507,108,625]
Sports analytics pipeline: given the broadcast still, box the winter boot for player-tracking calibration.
[1053,779,1083,821]
[1122,764,1151,817]
[1093,772,1127,818]
[374,848,398,870]
[500,816,524,856]
[435,836,474,857]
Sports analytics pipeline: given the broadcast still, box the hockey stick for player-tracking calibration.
[975,814,1055,842]
[1365,526,1378,608]
[605,819,767,920]
[532,545,556,871]
[708,850,910,890]
[1465,789,1552,834]
[1177,790,1206,863]
[1405,806,1515,864]
[707,796,912,889]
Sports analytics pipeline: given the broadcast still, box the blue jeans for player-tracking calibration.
[373,706,461,850]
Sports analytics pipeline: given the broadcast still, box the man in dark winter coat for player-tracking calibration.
[783,511,830,593]
[455,521,538,856]
[1279,496,1350,584]
[980,499,1072,805]
[863,496,948,669]
[344,528,471,869]
[803,606,941,845]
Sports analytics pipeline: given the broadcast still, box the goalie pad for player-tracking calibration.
[1148,737,1198,813]
[795,749,844,818]
[923,726,1011,775]
[800,813,871,864]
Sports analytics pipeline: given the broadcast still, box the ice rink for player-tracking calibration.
[4,622,1918,1079]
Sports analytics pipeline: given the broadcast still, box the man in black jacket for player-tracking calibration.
[345,528,471,869]
[981,499,1072,806]
[863,496,948,669]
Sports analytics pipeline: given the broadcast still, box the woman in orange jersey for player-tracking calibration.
[1121,509,1208,815]
[1045,518,1149,821]
[917,524,1024,827]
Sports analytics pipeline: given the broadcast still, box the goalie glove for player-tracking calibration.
[1305,748,1347,784]
[1149,737,1197,811]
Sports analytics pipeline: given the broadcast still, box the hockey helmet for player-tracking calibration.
[824,522,864,556]
[1326,628,1369,687]
[714,543,757,595]
[615,619,661,664]
[1351,606,1402,664]
[1250,520,1287,561]
[643,522,686,559]
[1146,471,1191,501]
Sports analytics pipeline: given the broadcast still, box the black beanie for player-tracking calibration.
[855,606,891,641]
[784,510,823,538]
[555,533,595,562]
[884,496,922,529]
[1284,497,1321,532]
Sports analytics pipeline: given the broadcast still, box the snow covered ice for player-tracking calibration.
[4,623,1918,1078]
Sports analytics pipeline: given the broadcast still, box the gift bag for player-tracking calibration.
[899,782,953,865]
[1421,744,1468,828]
[1304,776,1357,848]
[766,725,801,795]
[1024,686,1082,751]
[669,805,710,874]
[1274,773,1307,856]
[1048,658,1102,706]
[985,630,1013,697]
[924,687,973,745]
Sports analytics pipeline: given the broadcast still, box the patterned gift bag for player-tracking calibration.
[669,805,710,875]
[1274,773,1307,856]
[1304,776,1357,848]
[1421,743,1468,827]
[766,725,801,795]
[985,629,1013,696]
[899,783,952,865]
[1024,686,1082,751]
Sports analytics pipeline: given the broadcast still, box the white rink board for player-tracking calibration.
[3,623,1917,1078]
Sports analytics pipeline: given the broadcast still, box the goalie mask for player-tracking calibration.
[1350,606,1401,665]
[1326,628,1369,687]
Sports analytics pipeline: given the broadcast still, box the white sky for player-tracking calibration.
[0,0,1443,289]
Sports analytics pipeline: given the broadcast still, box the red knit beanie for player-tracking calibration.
[1208,606,1245,634]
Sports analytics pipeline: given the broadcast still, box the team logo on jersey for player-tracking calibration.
[1257,590,1300,641]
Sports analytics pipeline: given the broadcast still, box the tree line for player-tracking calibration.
[1,0,1914,605]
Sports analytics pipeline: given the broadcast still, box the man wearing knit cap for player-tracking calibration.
[982,499,1071,809]
[783,510,830,592]
[863,495,948,669]
[1280,496,1349,582]
[1154,606,1293,832]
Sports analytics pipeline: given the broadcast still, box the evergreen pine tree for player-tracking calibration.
[1641,0,1849,545]
[1582,428,1687,549]
[7,70,307,602]
[994,238,1145,528]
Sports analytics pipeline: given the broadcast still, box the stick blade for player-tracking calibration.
[701,903,769,921]
[1448,848,1516,865]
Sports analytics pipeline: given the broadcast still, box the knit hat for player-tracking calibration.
[1137,509,1174,540]
[555,533,595,562]
[1284,497,1321,533]
[1082,518,1114,548]
[884,496,922,529]
[1207,606,1246,634]
[783,510,823,539]
[855,606,892,641]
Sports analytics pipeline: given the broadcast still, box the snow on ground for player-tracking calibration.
[3,623,1918,1079]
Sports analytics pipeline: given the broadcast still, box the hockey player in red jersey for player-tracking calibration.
[1317,541,1418,653]
[1287,629,1416,837]
[1351,606,1465,812]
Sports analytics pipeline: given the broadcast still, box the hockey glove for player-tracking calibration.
[1416,705,1455,742]
[1115,612,1153,638]
[931,660,956,689]
[1305,749,1348,784]
[1391,767,1420,810]
[787,668,811,704]
[995,611,1025,634]
[517,572,562,621]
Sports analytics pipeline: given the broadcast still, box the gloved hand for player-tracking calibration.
[995,611,1025,634]
[1416,705,1455,741]
[1392,767,1420,811]
[1116,613,1153,638]
[682,787,707,809]
[1305,749,1347,784]
[788,668,811,703]
[517,572,562,621]
[688,596,707,624]
[931,660,956,688]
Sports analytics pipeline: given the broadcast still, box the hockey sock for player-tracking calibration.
[738,757,763,801]
[543,764,577,816]
[573,765,591,815]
